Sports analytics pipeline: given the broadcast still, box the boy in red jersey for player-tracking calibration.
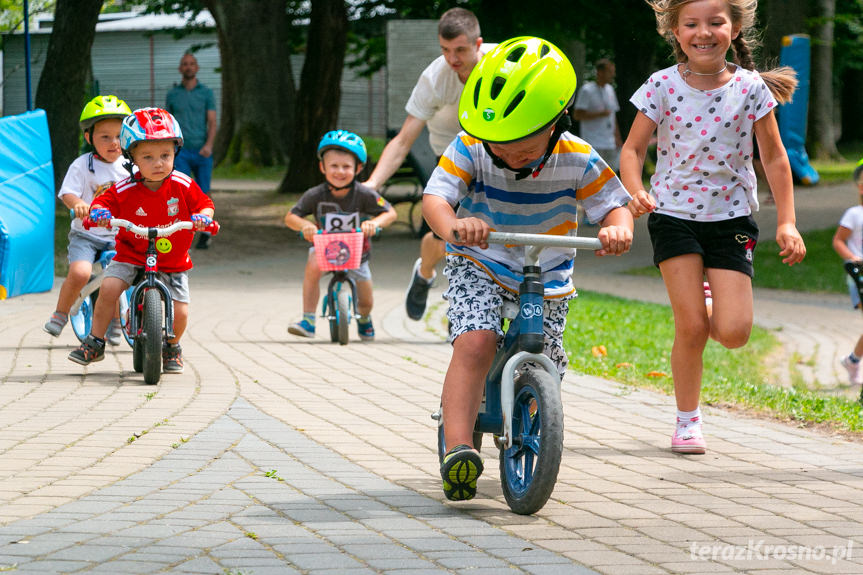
[69,108,215,373]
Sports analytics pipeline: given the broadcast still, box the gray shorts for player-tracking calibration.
[443,255,573,379]
[104,260,191,303]
[308,246,372,282]
[67,229,115,264]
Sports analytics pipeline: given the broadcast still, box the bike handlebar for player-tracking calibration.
[454,231,602,251]
[83,217,220,236]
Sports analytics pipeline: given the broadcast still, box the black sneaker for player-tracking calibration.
[68,335,106,365]
[162,343,184,373]
[405,258,434,320]
[195,232,211,250]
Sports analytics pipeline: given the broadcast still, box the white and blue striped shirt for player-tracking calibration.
[424,131,630,297]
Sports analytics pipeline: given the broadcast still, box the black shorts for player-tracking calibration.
[647,212,759,277]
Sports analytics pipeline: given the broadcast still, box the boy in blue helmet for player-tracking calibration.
[284,130,397,340]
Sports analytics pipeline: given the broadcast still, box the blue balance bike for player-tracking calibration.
[434,231,601,515]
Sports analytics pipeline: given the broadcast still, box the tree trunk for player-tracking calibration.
[761,0,809,66]
[34,0,104,191]
[279,0,348,194]
[810,0,841,159]
[203,0,295,169]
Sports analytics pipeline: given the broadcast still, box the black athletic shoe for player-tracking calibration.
[68,335,106,365]
[405,258,434,320]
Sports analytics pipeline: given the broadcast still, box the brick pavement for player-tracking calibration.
[1,181,862,574]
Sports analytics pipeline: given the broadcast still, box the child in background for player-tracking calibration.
[621,0,806,454]
[43,95,132,343]
[833,158,863,385]
[69,108,215,373]
[284,131,397,341]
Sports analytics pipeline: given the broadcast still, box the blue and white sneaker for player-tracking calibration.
[288,319,315,338]
[357,318,375,341]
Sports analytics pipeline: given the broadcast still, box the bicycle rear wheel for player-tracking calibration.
[337,288,350,345]
[119,286,134,347]
[141,289,163,385]
[499,369,563,515]
[70,292,95,343]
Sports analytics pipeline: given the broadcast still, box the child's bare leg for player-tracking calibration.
[302,251,322,314]
[168,301,188,344]
[442,330,497,449]
[90,277,128,338]
[660,254,710,412]
[854,336,863,359]
[355,279,373,317]
[705,268,752,348]
[55,260,94,314]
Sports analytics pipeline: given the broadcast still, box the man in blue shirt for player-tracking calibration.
[166,52,217,248]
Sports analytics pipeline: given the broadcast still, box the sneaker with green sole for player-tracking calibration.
[440,444,483,501]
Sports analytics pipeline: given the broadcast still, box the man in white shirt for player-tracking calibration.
[573,59,622,172]
[364,8,490,321]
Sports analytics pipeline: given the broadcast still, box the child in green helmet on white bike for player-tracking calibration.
[43,95,132,343]
[422,36,634,501]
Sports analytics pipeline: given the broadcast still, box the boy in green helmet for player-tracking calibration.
[833,158,863,385]
[43,95,132,343]
[422,37,634,502]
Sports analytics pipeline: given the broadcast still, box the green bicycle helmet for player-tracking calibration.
[459,36,577,143]
[79,95,132,131]
[854,157,863,184]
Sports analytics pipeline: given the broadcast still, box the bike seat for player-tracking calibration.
[97,250,117,268]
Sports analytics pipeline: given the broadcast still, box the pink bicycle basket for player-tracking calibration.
[312,231,363,272]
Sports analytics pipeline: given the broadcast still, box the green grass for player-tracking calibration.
[565,290,863,432]
[627,227,848,294]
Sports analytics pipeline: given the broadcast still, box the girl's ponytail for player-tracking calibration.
[732,36,797,104]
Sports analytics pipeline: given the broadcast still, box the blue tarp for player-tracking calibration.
[778,34,819,186]
[0,109,54,299]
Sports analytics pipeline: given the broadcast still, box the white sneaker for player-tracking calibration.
[841,355,863,385]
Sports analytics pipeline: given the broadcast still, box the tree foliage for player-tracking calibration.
[34,0,104,190]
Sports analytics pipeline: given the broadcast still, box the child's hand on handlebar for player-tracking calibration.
[71,203,90,220]
[90,208,113,226]
[596,225,632,257]
[301,223,317,243]
[451,217,490,249]
[360,220,380,238]
[191,213,213,231]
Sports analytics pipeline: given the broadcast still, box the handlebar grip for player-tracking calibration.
[205,221,220,236]
[82,217,95,230]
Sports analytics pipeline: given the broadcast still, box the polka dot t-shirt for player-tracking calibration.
[630,64,777,221]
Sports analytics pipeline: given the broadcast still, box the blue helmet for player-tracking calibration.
[317,130,367,164]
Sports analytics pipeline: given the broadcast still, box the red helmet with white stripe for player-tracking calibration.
[120,107,184,153]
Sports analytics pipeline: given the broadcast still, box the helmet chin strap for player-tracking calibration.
[482,114,571,181]
[326,177,355,192]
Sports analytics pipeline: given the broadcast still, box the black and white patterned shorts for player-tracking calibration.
[443,255,574,379]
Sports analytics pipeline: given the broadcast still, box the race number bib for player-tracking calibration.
[323,212,359,232]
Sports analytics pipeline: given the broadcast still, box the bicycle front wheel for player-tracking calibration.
[141,289,163,385]
[337,288,350,345]
[499,369,563,515]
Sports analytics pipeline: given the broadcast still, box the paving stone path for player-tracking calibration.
[1,181,862,574]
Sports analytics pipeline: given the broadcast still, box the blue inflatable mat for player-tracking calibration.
[778,34,819,186]
[0,109,55,299]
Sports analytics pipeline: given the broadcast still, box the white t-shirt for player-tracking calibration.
[404,43,495,156]
[58,153,129,240]
[574,81,619,150]
[839,205,863,260]
[630,64,777,221]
